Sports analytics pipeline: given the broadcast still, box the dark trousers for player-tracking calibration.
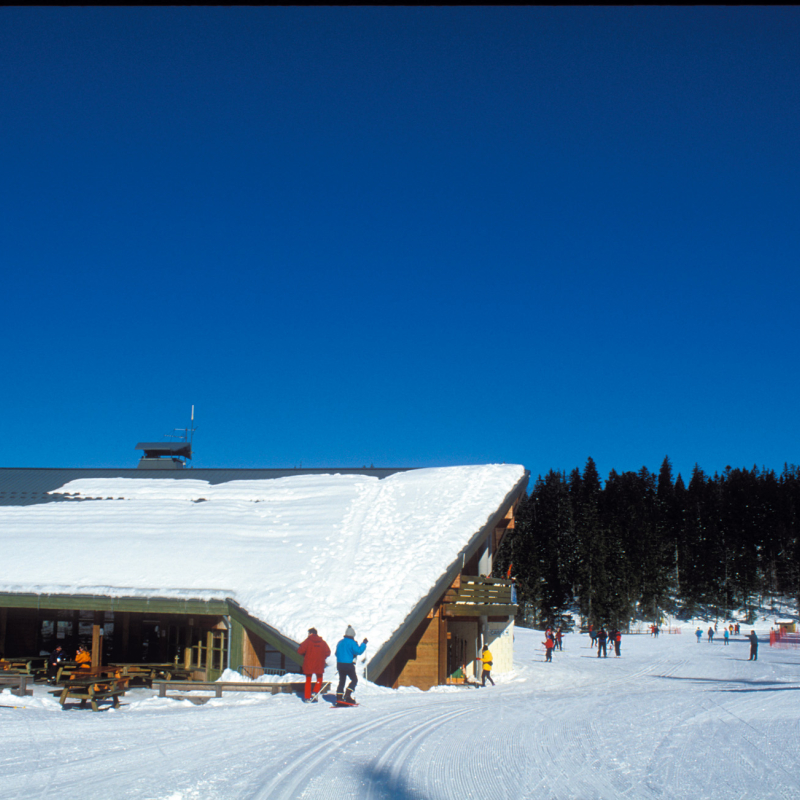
[482,668,494,686]
[749,647,758,661]
[598,641,607,657]
[336,662,358,695]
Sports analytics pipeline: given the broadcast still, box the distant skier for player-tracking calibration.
[597,628,608,658]
[478,645,495,685]
[748,630,759,661]
[589,625,596,646]
[555,627,563,651]
[298,627,331,701]
[614,630,621,657]
[695,627,702,643]
[707,627,714,643]
[723,629,730,646]
[543,636,555,662]
[335,626,367,704]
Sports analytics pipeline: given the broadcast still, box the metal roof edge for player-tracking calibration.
[0,467,416,504]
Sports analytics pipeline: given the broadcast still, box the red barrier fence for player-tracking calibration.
[770,631,800,648]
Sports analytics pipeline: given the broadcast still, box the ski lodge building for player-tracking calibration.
[0,447,527,691]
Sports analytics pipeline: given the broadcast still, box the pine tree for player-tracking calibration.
[572,458,609,626]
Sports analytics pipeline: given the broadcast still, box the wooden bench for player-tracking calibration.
[152,680,329,703]
[51,675,130,712]
[0,674,34,697]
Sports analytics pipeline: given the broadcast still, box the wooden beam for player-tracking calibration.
[443,604,517,618]
[91,624,102,670]
[438,612,447,686]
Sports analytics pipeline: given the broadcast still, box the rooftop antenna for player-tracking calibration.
[164,406,197,467]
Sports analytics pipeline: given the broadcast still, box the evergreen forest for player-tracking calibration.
[495,458,800,631]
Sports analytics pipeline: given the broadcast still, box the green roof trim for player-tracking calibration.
[0,592,229,615]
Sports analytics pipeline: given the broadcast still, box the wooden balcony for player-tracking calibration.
[441,575,517,617]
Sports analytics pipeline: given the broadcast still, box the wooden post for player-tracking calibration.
[91,624,102,671]
[0,607,7,657]
[438,610,448,686]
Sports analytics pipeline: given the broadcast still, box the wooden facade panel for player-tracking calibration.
[392,612,441,692]
[241,626,265,670]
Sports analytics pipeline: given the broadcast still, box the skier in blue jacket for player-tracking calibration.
[335,625,368,704]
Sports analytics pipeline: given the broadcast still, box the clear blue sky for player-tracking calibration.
[2,7,798,484]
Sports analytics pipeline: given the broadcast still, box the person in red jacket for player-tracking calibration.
[298,627,331,701]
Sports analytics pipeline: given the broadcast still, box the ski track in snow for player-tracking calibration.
[1,631,799,800]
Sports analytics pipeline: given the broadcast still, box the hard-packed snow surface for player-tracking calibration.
[2,627,798,799]
[0,465,525,652]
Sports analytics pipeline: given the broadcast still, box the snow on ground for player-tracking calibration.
[0,465,524,655]
[2,625,798,800]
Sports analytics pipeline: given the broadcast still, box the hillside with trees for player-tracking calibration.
[495,457,800,630]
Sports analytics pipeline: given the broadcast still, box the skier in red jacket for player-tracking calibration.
[298,628,331,701]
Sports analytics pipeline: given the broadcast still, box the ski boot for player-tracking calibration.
[343,688,355,705]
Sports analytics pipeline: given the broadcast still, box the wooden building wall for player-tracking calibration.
[376,607,446,691]
[241,625,265,670]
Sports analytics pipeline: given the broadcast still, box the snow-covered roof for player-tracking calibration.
[0,464,526,659]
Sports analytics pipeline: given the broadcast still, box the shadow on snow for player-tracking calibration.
[655,675,800,690]
[360,763,431,800]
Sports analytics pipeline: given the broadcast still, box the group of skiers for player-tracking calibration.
[297,625,367,704]
[541,627,564,662]
[588,625,622,657]
[694,624,759,660]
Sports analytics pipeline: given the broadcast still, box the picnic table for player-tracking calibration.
[54,661,91,683]
[110,663,194,685]
[51,672,130,712]
[0,657,47,679]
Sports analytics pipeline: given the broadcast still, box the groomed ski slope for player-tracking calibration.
[2,627,798,800]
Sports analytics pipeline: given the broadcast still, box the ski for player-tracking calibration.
[332,700,359,708]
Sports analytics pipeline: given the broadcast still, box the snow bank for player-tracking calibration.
[0,464,524,659]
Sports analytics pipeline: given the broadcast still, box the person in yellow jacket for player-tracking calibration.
[477,645,494,687]
[74,645,92,670]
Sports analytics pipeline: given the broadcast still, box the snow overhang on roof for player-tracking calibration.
[0,464,527,669]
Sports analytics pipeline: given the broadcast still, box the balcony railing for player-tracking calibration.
[442,575,517,617]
